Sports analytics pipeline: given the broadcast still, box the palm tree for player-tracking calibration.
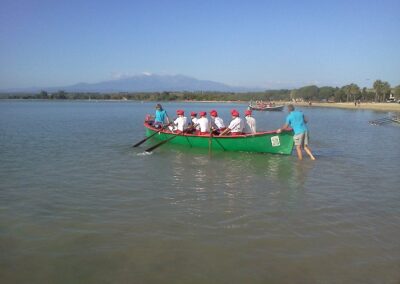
[373,80,391,102]
[381,81,391,102]
[342,85,351,102]
[373,80,383,102]
[349,83,360,101]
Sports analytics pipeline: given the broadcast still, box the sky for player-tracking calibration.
[0,0,399,89]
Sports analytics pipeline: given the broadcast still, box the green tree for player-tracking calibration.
[349,83,360,101]
[38,90,48,99]
[373,80,390,102]
[296,85,319,100]
[318,87,335,101]
[54,90,67,99]
[342,84,360,102]
[334,88,346,102]
[381,81,391,101]
[393,85,400,100]
[373,80,383,102]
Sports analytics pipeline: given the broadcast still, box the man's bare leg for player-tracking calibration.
[296,145,303,160]
[304,145,316,160]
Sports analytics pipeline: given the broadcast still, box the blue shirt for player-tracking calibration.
[285,110,308,135]
[155,109,168,123]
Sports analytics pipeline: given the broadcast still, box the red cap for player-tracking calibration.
[245,110,252,116]
[190,111,197,116]
[210,110,218,116]
[231,109,239,117]
[199,111,207,116]
[176,109,184,115]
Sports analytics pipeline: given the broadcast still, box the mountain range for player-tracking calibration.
[1,74,262,93]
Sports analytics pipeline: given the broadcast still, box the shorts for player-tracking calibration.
[293,131,309,146]
[154,122,163,128]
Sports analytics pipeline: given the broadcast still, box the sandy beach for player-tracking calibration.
[183,100,400,112]
[292,101,400,112]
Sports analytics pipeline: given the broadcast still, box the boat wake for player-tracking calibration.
[137,151,153,156]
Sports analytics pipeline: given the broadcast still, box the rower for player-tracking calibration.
[243,110,256,134]
[197,111,210,135]
[210,110,226,135]
[188,111,200,133]
[219,109,244,136]
[169,109,188,133]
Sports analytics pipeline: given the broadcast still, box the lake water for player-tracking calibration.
[0,100,399,283]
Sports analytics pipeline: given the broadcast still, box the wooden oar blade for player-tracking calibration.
[145,136,176,152]
[132,137,149,147]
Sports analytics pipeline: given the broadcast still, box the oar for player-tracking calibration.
[208,131,213,155]
[145,135,177,152]
[213,135,226,151]
[132,124,169,147]
[145,128,187,152]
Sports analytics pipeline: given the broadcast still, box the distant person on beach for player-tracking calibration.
[210,110,226,134]
[277,104,316,160]
[220,109,244,136]
[154,103,170,128]
[243,110,256,134]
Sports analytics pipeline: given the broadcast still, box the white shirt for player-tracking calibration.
[173,116,188,131]
[197,117,210,133]
[211,116,225,129]
[191,117,200,130]
[228,117,244,133]
[244,116,256,134]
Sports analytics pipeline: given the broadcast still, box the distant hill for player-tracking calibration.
[1,74,261,93]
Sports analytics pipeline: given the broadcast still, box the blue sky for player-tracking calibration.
[0,0,399,89]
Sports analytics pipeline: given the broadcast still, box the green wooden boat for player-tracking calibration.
[144,123,294,155]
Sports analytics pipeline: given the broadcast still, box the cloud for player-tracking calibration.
[111,72,132,80]
[111,71,154,80]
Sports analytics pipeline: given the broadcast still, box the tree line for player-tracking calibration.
[4,80,400,102]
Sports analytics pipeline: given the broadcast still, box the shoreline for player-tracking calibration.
[181,100,400,112]
[2,99,399,112]
[293,102,400,112]
[180,100,400,112]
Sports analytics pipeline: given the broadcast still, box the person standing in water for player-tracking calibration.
[277,104,316,160]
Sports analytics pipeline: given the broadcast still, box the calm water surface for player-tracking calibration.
[0,101,399,283]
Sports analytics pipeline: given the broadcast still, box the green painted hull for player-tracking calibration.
[144,124,294,155]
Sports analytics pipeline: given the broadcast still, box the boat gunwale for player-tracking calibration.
[144,122,291,138]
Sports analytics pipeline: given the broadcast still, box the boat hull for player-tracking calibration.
[249,105,284,111]
[144,123,294,155]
